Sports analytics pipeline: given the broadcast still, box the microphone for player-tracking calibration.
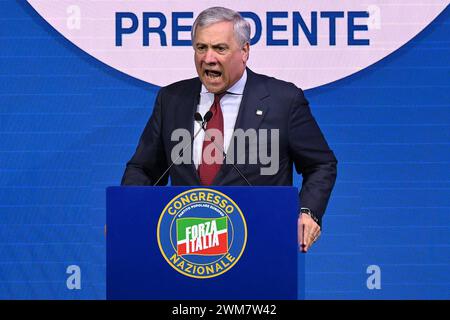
[153,112,210,186]
[203,111,213,123]
[200,118,252,186]
[194,112,203,122]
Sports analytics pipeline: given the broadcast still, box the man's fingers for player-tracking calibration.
[298,214,321,252]
[305,230,321,251]
[299,220,312,249]
[305,228,317,249]
[310,229,321,242]
[298,220,307,252]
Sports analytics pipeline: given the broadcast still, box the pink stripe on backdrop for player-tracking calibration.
[27,0,448,89]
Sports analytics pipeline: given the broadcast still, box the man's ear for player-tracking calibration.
[242,42,250,63]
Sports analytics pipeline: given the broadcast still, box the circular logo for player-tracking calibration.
[157,188,247,279]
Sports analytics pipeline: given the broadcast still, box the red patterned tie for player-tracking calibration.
[198,93,225,185]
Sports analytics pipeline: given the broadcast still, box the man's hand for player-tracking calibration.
[298,214,321,253]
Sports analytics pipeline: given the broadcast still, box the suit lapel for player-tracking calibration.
[232,69,269,132]
[213,68,270,185]
[173,78,202,185]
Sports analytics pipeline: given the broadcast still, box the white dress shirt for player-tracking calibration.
[193,69,247,169]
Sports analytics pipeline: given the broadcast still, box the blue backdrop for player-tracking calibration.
[0,2,449,299]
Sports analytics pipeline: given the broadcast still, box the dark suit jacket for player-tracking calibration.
[121,68,337,225]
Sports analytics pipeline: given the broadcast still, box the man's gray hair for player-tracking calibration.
[191,7,251,47]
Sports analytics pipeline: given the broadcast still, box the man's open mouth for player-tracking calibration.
[205,70,222,79]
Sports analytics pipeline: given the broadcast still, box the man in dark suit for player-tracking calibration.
[121,7,337,252]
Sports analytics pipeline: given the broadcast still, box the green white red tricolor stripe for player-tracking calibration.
[176,217,228,255]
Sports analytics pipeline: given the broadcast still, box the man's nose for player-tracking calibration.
[203,48,217,64]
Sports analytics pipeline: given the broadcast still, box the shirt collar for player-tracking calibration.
[200,69,247,95]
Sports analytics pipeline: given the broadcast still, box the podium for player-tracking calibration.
[107,186,300,300]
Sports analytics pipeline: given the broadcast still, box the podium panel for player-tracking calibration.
[107,186,299,300]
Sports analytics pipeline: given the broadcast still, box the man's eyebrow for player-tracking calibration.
[195,42,228,47]
[212,43,228,48]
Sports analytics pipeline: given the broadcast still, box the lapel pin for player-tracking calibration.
[256,110,263,116]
